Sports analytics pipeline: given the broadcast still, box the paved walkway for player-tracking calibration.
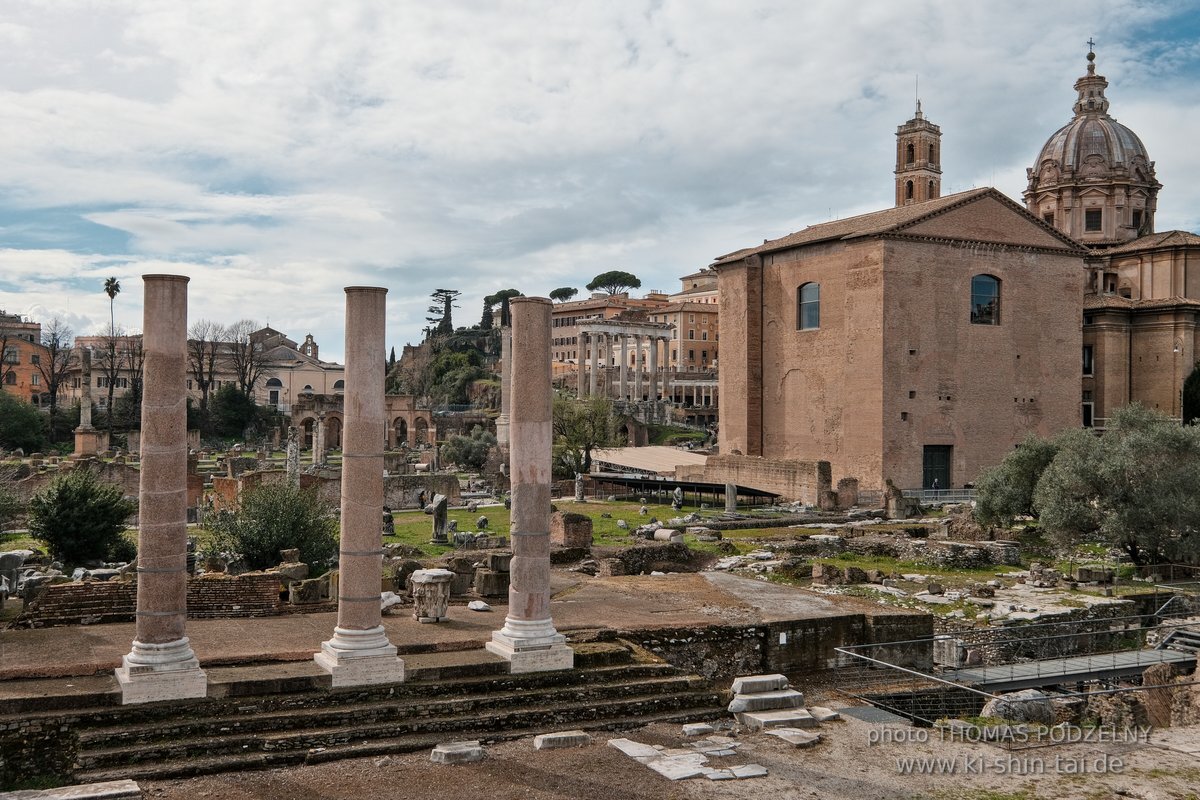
[0,573,897,680]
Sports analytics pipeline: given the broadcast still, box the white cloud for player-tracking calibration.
[0,0,1197,360]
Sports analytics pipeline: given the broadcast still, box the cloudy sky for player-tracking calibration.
[2,0,1199,361]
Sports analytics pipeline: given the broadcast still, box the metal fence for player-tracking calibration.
[901,488,977,504]
[835,610,1200,747]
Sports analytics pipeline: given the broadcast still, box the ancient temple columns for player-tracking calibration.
[633,335,644,400]
[312,412,326,466]
[648,335,659,401]
[619,335,628,400]
[115,275,207,704]
[588,331,600,397]
[315,287,404,686]
[487,297,573,673]
[576,331,589,397]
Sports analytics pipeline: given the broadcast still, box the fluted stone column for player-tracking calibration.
[633,335,644,401]
[115,275,207,704]
[315,287,404,686]
[576,332,589,397]
[487,297,573,673]
[619,334,628,401]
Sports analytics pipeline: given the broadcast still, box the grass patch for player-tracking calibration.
[0,531,45,552]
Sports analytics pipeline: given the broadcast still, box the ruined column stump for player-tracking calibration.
[411,568,453,622]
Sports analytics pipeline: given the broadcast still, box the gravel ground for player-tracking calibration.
[141,713,1200,800]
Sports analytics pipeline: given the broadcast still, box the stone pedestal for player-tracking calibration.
[411,568,453,622]
[116,275,207,704]
[486,298,573,674]
[315,287,403,687]
[73,427,109,459]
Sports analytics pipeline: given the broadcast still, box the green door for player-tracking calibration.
[922,445,952,490]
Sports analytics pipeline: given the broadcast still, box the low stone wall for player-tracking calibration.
[11,573,282,628]
[680,454,832,504]
[384,474,461,509]
[620,609,933,680]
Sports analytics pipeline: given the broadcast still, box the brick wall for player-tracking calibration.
[688,454,831,504]
[13,573,282,628]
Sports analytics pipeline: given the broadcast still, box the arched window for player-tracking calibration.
[333,379,345,390]
[928,144,936,162]
[970,275,1001,325]
[905,143,914,164]
[797,283,820,330]
[928,180,935,198]
[266,377,283,387]
[905,180,914,200]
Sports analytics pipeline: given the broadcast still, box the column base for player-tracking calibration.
[315,626,405,687]
[114,638,207,705]
[486,628,574,674]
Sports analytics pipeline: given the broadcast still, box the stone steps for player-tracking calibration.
[77,686,722,771]
[74,705,722,784]
[74,673,705,751]
[5,640,725,785]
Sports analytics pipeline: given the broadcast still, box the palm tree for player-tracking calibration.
[103,277,121,432]
[104,277,120,336]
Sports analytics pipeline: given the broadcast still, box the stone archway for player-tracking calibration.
[325,416,343,450]
[394,418,409,446]
[414,417,429,445]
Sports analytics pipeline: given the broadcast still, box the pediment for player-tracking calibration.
[898,194,1076,250]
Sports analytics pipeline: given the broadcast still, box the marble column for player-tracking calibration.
[588,330,599,397]
[315,287,404,686]
[576,332,589,397]
[486,297,573,673]
[496,324,512,448]
[633,335,644,401]
[648,335,659,401]
[115,275,207,704]
[619,334,628,401]
[312,412,326,466]
[285,426,300,485]
[74,348,107,457]
[661,339,672,405]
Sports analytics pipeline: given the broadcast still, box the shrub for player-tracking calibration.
[205,482,338,572]
[27,467,137,565]
[0,391,48,452]
[440,425,497,471]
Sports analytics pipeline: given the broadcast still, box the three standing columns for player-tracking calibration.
[487,297,573,672]
[314,287,405,686]
[115,275,207,704]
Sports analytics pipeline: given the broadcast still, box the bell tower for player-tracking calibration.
[895,100,942,206]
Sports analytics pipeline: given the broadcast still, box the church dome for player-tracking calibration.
[1024,51,1160,245]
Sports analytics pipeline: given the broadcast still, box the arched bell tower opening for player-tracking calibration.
[895,99,942,207]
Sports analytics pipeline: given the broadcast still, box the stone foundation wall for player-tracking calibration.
[621,610,932,681]
[682,454,832,504]
[12,573,282,628]
[550,512,593,548]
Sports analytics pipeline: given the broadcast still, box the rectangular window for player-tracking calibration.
[1082,402,1094,427]
[1082,345,1094,376]
[701,331,708,341]
[31,373,40,386]
[688,329,694,339]
[1085,208,1102,232]
[1,347,16,364]
[30,354,40,365]
[1132,210,1143,230]
[1043,212,1054,226]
